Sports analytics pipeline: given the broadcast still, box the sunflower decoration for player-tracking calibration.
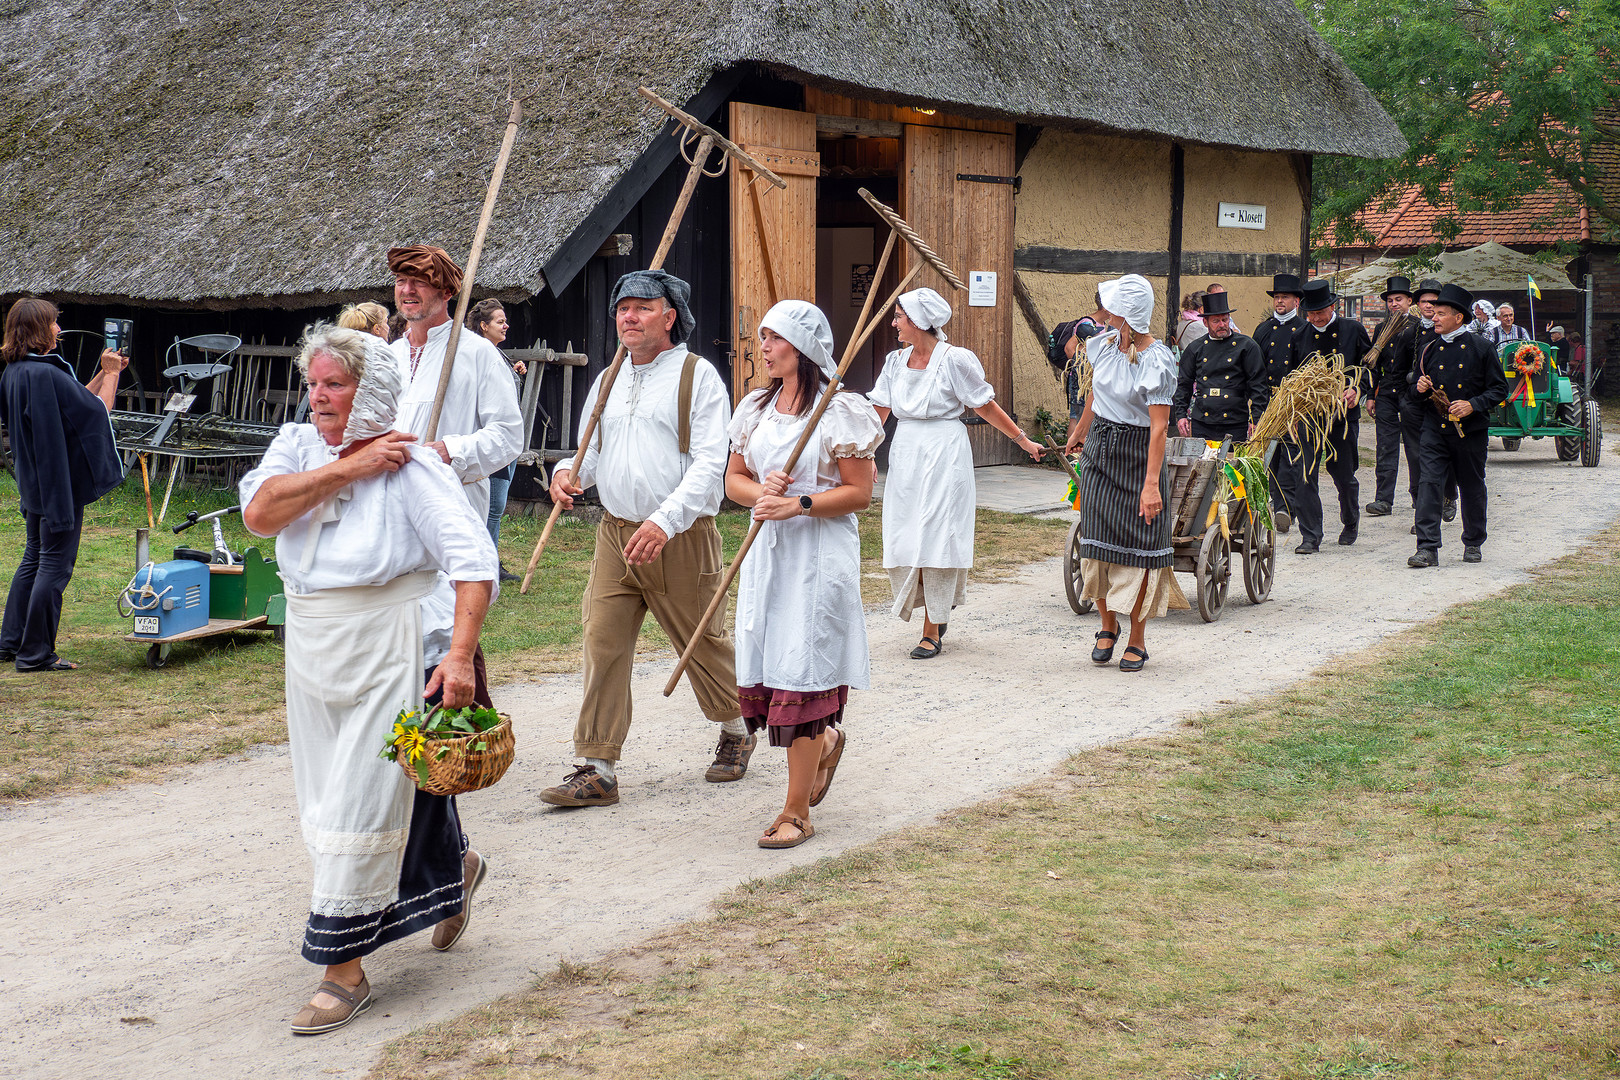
[380,702,503,785]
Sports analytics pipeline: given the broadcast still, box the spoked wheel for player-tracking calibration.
[1195,527,1231,623]
[1241,514,1275,605]
[1062,520,1094,615]
[1582,397,1603,467]
[1556,387,1583,462]
[145,642,172,669]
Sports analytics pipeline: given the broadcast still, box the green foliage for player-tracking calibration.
[1299,0,1620,251]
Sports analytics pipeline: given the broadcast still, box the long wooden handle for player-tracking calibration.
[425,97,523,444]
[661,246,918,698]
[520,134,716,594]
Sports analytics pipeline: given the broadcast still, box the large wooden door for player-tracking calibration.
[902,125,1016,462]
[730,102,819,401]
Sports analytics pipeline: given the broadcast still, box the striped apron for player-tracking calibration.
[1078,415,1173,570]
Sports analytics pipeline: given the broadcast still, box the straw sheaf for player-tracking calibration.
[0,0,1402,305]
[1247,350,1365,463]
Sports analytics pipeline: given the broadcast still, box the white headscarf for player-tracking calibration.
[759,300,838,381]
[339,336,404,452]
[1099,274,1156,335]
[898,287,953,342]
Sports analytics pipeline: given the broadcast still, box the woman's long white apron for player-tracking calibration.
[283,570,434,918]
[880,358,976,570]
[734,409,870,693]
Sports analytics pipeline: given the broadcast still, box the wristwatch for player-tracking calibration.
[798,494,813,515]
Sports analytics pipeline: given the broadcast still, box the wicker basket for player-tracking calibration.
[399,713,515,796]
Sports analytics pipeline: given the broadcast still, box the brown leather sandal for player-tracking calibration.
[758,813,815,849]
[290,976,372,1035]
[809,727,846,808]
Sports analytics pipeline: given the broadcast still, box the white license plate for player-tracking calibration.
[134,616,160,636]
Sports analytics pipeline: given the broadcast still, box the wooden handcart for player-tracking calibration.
[1057,436,1277,623]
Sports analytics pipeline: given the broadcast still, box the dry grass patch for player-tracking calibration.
[370,530,1620,1080]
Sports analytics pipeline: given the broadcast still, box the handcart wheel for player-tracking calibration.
[145,643,171,670]
[1582,397,1603,468]
[1242,516,1275,605]
[1499,437,1522,451]
[1062,520,1094,615]
[1195,527,1230,623]
[1556,390,1583,462]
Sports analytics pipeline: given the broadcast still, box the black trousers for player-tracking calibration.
[1399,393,1456,504]
[0,507,84,669]
[1292,414,1360,545]
[1415,415,1488,552]
[1370,394,1411,506]
[1189,419,1248,443]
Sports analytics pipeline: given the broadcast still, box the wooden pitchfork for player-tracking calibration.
[661,189,965,697]
[519,87,788,593]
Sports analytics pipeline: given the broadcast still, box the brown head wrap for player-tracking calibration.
[387,245,464,297]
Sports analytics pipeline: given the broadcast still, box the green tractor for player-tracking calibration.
[1488,339,1601,466]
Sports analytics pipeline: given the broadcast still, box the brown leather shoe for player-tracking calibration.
[539,764,620,807]
[290,976,372,1035]
[705,731,756,782]
[432,850,489,952]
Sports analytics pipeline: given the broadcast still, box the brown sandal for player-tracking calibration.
[809,727,846,808]
[758,813,815,849]
[290,976,372,1035]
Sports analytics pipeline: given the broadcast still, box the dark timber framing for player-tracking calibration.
[1167,143,1186,341]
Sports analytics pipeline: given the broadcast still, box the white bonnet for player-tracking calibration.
[759,300,838,381]
[1099,274,1156,335]
[340,335,404,451]
[898,287,953,342]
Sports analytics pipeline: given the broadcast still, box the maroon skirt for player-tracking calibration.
[738,684,847,748]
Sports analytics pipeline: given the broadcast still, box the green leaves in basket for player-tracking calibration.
[414,757,431,785]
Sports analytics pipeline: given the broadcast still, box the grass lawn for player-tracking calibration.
[0,473,1066,800]
[370,528,1620,1080]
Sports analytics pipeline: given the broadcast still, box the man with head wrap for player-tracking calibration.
[541,269,744,807]
[386,245,524,522]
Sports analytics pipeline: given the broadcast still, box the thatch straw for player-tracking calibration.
[1245,350,1365,462]
[1068,353,1093,403]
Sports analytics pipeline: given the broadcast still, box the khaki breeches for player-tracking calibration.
[574,514,740,760]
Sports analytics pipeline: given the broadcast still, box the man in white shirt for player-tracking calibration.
[386,245,524,521]
[541,270,745,807]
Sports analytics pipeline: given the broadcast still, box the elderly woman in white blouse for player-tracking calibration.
[1069,274,1187,672]
[240,324,498,1036]
[870,288,1043,659]
[727,300,885,850]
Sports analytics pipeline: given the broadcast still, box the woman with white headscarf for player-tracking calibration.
[869,287,1043,659]
[239,324,498,1035]
[1069,274,1187,672]
[726,300,885,850]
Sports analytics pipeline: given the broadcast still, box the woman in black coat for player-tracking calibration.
[0,298,126,670]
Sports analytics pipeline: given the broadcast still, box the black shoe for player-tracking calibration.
[1274,509,1293,534]
[1091,628,1119,665]
[1338,528,1358,546]
[498,563,521,583]
[1295,540,1319,554]
[1408,548,1438,568]
[1119,645,1149,673]
[1463,546,1482,563]
[1365,501,1392,516]
[1410,525,1417,535]
[1442,498,1458,522]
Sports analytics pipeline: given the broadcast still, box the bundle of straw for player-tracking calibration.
[1067,352,1093,404]
[1245,351,1365,460]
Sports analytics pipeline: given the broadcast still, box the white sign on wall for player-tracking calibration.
[1218,203,1267,230]
[968,270,998,307]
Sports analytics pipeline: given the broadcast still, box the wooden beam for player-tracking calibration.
[1010,271,1049,351]
[815,113,904,140]
[1292,153,1313,276]
[1168,143,1185,342]
[594,233,633,258]
[1014,247,1172,276]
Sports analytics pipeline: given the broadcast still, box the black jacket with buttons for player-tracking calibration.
[1413,330,1510,435]
[1172,331,1269,428]
[1296,316,1374,398]
[1252,313,1304,390]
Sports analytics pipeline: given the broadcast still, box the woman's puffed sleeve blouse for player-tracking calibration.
[1086,334,1177,426]
[727,388,886,461]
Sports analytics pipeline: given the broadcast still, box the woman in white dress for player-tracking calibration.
[869,287,1043,659]
[239,325,498,1034]
[726,300,885,849]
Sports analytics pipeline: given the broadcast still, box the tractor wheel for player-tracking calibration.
[1500,437,1522,451]
[1195,527,1230,623]
[1582,397,1604,468]
[1556,386,1584,461]
[1062,520,1094,615]
[1242,517,1275,605]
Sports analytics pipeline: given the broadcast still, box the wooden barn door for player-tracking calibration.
[730,103,819,402]
[902,125,1016,463]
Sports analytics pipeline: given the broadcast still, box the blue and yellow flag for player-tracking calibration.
[1527,275,1541,299]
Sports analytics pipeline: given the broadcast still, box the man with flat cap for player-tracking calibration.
[1364,276,1415,517]
[387,244,525,519]
[542,269,745,807]
[1408,283,1509,567]
[1292,279,1372,553]
[1252,273,1308,534]
[1172,289,1268,444]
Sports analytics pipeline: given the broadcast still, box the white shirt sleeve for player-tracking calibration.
[943,346,995,410]
[238,424,312,538]
[1144,346,1178,408]
[867,351,899,408]
[822,392,886,460]
[439,339,524,484]
[399,447,499,584]
[647,362,732,540]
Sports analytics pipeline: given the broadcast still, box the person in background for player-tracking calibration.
[1547,325,1568,370]
[1467,299,1499,337]
[1252,273,1307,534]
[1053,294,1107,454]
[337,302,391,340]
[0,298,126,672]
[466,298,527,583]
[1364,276,1415,517]
[1568,332,1588,385]
[1172,289,1267,443]
[1174,292,1207,351]
[1488,304,1530,345]
[386,312,407,343]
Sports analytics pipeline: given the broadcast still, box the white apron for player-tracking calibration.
[881,357,976,569]
[734,407,870,693]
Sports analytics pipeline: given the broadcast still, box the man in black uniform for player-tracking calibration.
[1408,283,1510,567]
[1252,273,1307,534]
[1292,279,1372,553]
[1392,279,1458,528]
[1172,290,1269,443]
[1364,276,1415,516]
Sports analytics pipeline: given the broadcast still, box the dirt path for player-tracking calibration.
[4,438,1616,1080]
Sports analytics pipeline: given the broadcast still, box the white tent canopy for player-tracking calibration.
[1326,242,1579,297]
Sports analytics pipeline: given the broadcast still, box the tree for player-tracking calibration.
[1299,0,1620,252]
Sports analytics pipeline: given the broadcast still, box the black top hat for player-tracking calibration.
[1301,279,1337,312]
[1381,276,1414,300]
[1266,273,1304,297]
[1431,283,1473,316]
[1415,278,1444,299]
[1201,291,1234,317]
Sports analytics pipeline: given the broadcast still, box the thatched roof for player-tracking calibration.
[0,0,1402,307]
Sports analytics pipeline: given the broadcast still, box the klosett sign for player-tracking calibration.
[1217,203,1266,230]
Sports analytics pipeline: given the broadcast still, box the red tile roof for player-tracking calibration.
[1351,182,1588,249]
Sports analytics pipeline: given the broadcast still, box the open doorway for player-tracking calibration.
[815,173,898,396]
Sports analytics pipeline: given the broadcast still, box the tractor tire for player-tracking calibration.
[1556,387,1584,461]
[1582,397,1603,468]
